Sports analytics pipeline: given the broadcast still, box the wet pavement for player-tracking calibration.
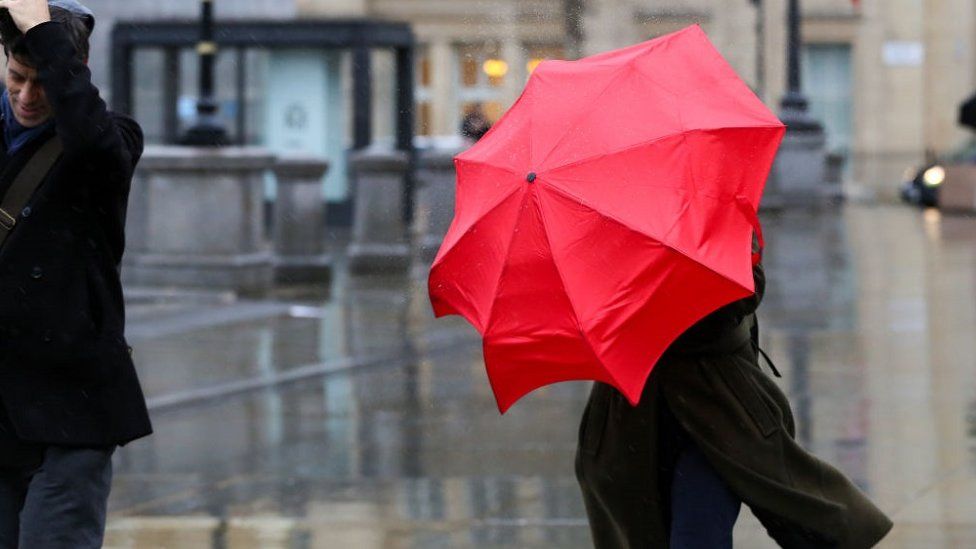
[105,204,976,548]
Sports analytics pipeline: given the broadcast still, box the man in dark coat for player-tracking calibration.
[576,247,893,547]
[0,0,152,546]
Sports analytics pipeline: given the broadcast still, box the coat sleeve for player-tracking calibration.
[22,21,143,189]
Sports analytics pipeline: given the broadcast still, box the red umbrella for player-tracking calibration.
[429,25,785,412]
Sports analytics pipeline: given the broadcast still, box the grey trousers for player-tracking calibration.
[0,446,114,549]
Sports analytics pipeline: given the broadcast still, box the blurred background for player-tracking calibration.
[83,0,976,203]
[13,0,976,547]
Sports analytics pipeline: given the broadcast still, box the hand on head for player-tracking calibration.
[0,0,51,34]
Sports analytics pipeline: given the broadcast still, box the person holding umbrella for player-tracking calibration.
[429,26,891,549]
[576,244,893,548]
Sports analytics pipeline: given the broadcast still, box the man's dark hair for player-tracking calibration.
[0,7,91,64]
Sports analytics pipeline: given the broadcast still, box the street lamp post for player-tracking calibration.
[182,0,228,146]
[752,0,765,98]
[779,0,821,131]
[763,0,829,208]
[563,0,584,59]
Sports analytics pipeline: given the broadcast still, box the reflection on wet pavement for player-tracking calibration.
[107,205,976,548]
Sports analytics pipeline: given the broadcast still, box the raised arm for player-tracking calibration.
[23,21,142,173]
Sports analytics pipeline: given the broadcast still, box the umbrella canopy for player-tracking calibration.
[960,93,976,129]
[429,25,785,412]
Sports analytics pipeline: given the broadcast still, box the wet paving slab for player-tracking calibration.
[106,204,976,547]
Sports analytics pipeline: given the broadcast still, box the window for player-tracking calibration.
[802,44,854,175]
[415,45,433,136]
[456,43,507,127]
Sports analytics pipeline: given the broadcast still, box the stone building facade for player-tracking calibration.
[43,0,976,197]
[298,0,976,197]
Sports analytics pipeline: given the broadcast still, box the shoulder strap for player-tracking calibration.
[0,136,64,248]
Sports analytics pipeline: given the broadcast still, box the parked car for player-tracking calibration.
[900,163,945,207]
[900,141,976,208]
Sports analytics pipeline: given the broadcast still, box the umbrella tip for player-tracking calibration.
[526,172,537,183]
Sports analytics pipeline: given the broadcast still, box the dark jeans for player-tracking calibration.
[0,446,114,549]
[669,441,742,549]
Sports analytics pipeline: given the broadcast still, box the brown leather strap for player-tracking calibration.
[0,136,64,248]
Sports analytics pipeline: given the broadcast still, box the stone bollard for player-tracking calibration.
[271,156,331,285]
[124,146,276,295]
[414,148,461,263]
[347,148,411,274]
[765,128,829,209]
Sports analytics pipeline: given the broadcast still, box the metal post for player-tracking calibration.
[764,0,829,208]
[754,0,765,99]
[236,47,247,145]
[182,0,228,146]
[396,46,416,225]
[352,47,373,149]
[779,0,820,130]
[786,0,801,94]
[563,0,584,59]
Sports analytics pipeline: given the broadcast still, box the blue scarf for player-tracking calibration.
[1,90,54,156]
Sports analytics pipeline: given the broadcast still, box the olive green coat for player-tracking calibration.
[575,262,892,548]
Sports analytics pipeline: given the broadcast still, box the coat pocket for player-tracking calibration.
[579,383,613,456]
[714,359,779,438]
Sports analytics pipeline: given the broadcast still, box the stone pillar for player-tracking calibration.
[414,148,461,262]
[501,33,525,108]
[347,149,410,274]
[271,156,331,285]
[124,146,275,295]
[429,38,455,136]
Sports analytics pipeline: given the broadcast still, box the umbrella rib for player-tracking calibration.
[536,33,732,170]
[534,190,625,391]
[541,182,749,292]
[432,184,523,274]
[528,72,535,170]
[631,63,685,131]
[545,125,786,177]
[535,63,633,169]
[483,189,532,334]
[454,157,522,178]
[457,72,538,170]
[628,31,780,132]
